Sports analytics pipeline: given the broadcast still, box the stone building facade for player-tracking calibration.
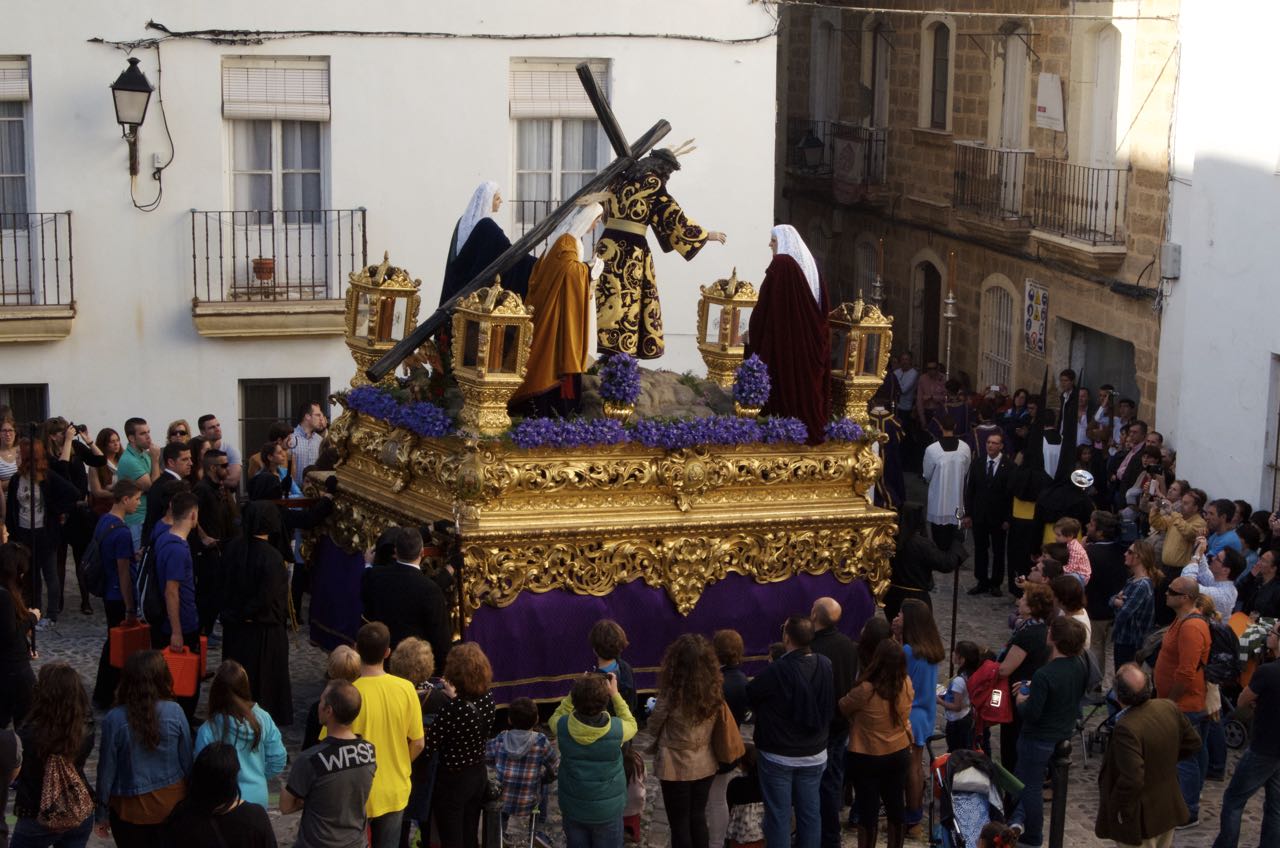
[777,0,1179,422]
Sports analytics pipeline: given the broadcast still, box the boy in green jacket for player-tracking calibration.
[549,672,638,846]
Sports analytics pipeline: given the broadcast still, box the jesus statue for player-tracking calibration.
[594,143,726,359]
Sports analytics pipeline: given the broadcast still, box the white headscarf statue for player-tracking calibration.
[455,181,500,257]
[547,201,605,278]
[770,224,822,305]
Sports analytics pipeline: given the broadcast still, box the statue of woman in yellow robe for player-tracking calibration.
[511,203,604,417]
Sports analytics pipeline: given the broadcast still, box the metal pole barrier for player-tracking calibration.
[949,507,965,678]
[1047,739,1072,848]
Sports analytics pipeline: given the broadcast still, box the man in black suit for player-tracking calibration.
[360,526,453,665]
[964,431,1012,597]
[141,441,191,543]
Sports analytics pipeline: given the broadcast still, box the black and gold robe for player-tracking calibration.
[594,173,708,358]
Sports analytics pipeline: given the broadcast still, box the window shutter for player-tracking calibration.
[222,57,330,122]
[509,59,607,119]
[0,58,30,102]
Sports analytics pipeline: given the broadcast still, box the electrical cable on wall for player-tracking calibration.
[126,41,175,213]
[87,16,780,51]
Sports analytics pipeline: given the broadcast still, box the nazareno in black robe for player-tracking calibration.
[220,501,293,726]
[745,254,832,446]
[440,217,536,305]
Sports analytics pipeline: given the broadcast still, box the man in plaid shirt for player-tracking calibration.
[486,698,559,821]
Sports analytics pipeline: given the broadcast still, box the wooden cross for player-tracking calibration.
[367,64,671,382]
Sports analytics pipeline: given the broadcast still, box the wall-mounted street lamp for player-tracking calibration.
[110,57,153,176]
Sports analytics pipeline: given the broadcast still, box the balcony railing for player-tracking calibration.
[786,119,837,174]
[833,124,888,187]
[1031,161,1128,246]
[190,209,366,303]
[510,200,600,257]
[0,212,73,307]
[953,142,1032,222]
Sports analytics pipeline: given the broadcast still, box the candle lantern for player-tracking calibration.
[696,268,758,388]
[829,294,895,424]
[344,252,422,387]
[450,285,534,436]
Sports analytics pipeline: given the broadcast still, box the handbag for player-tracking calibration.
[710,700,746,765]
[36,754,94,832]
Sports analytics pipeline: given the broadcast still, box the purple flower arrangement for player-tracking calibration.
[825,418,865,442]
[509,417,628,450]
[343,385,454,438]
[598,353,641,405]
[733,355,771,408]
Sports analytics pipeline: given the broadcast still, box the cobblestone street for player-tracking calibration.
[13,543,1267,847]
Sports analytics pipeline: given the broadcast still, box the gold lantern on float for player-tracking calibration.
[830,294,894,425]
[450,285,533,436]
[344,252,422,387]
[696,269,757,388]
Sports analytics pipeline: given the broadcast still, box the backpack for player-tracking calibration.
[966,659,1012,733]
[81,516,124,598]
[135,541,166,626]
[36,754,93,832]
[1198,614,1242,685]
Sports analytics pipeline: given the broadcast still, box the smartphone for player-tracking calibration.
[1148,480,1158,495]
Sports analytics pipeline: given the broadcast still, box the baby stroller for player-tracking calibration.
[1084,688,1122,759]
[926,736,1023,847]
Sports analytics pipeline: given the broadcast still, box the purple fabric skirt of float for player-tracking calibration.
[310,536,876,703]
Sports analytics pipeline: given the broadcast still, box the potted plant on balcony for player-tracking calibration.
[252,256,275,283]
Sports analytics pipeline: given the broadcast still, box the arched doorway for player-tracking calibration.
[914,261,943,365]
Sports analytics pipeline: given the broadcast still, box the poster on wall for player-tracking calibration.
[1025,280,1048,356]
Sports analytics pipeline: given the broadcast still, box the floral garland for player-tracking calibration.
[509,415,816,450]
[344,385,454,438]
[598,352,642,405]
[825,418,865,442]
[733,354,771,408]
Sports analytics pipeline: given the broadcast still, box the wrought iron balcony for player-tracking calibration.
[1031,160,1128,246]
[190,208,366,303]
[953,141,1033,222]
[0,212,73,307]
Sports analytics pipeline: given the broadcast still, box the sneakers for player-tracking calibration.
[35,618,55,631]
[1176,816,1200,830]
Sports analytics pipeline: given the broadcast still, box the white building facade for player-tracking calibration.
[0,2,777,450]
[1159,1,1280,509]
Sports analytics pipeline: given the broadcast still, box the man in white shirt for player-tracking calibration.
[291,401,326,477]
[198,413,242,489]
[893,352,918,415]
[1182,537,1243,616]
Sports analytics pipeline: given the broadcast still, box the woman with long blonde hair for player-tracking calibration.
[1111,540,1161,668]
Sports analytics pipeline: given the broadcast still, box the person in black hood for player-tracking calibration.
[746,615,834,848]
[1007,414,1052,594]
[246,468,335,622]
[220,501,293,725]
[883,503,965,622]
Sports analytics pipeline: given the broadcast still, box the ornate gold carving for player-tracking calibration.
[602,401,635,422]
[343,252,423,387]
[327,412,899,626]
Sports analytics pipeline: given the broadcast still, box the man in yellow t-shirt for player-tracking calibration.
[328,621,424,848]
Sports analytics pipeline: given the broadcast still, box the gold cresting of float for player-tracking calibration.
[344,253,422,388]
[829,294,894,426]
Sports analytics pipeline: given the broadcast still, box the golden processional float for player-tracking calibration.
[304,65,897,703]
[304,256,900,704]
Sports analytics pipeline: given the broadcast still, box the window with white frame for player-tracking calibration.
[919,19,954,131]
[223,57,330,224]
[509,59,607,233]
[0,58,31,221]
[979,279,1016,389]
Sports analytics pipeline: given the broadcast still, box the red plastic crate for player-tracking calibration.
[109,621,151,669]
[164,646,200,697]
